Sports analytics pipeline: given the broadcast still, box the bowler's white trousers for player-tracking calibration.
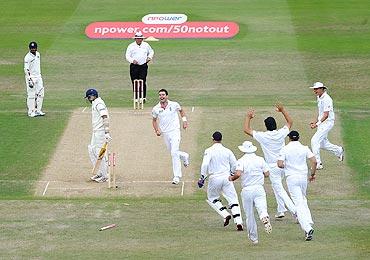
[311,121,342,165]
[88,130,108,178]
[286,175,313,233]
[162,129,188,178]
[241,185,269,242]
[269,165,296,214]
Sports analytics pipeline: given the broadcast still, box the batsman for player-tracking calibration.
[85,88,112,183]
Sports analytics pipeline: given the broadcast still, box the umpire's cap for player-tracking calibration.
[212,131,222,141]
[287,130,300,141]
[29,41,37,49]
[85,88,99,98]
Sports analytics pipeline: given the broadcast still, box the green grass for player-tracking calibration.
[0,0,369,258]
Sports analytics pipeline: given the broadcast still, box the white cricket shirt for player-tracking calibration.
[253,125,289,165]
[236,153,269,188]
[152,100,181,133]
[24,51,41,78]
[200,143,237,177]
[91,97,109,132]
[278,141,314,177]
[317,92,335,122]
[125,41,154,65]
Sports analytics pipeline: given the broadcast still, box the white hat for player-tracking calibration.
[134,31,145,39]
[309,82,327,89]
[238,141,257,153]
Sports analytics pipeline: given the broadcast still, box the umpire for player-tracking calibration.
[125,31,154,100]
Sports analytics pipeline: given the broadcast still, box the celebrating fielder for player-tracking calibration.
[309,82,344,170]
[278,131,317,241]
[24,41,45,117]
[85,88,112,183]
[152,89,189,185]
[198,131,243,231]
[229,141,272,245]
[244,104,296,220]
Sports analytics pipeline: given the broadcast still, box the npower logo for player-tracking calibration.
[142,14,187,24]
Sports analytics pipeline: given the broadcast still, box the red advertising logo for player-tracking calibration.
[85,21,239,39]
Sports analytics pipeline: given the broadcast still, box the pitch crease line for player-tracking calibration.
[42,181,50,196]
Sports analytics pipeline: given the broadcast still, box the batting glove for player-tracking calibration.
[197,176,205,188]
[104,133,112,142]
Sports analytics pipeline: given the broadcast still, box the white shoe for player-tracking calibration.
[94,176,108,183]
[182,154,190,167]
[275,212,285,219]
[251,240,259,245]
[36,111,45,116]
[338,147,344,162]
[262,217,272,234]
[90,174,100,181]
[172,177,180,185]
[316,163,324,170]
[29,112,37,117]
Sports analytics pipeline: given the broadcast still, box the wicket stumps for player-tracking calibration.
[108,152,117,189]
[133,79,144,110]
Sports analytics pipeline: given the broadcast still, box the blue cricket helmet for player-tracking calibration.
[85,88,99,98]
[29,41,37,49]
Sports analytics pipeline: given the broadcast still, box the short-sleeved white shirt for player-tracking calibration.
[278,141,314,177]
[253,125,289,165]
[236,153,269,188]
[24,51,41,78]
[91,97,109,132]
[200,143,237,177]
[317,92,335,122]
[152,100,181,133]
[125,41,154,65]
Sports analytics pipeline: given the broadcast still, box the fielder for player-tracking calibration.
[24,41,45,117]
[125,31,154,100]
[152,89,189,185]
[229,141,272,245]
[244,104,296,220]
[85,89,112,183]
[309,82,344,170]
[198,131,243,231]
[278,131,317,241]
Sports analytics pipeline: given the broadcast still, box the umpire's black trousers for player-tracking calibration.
[130,63,148,98]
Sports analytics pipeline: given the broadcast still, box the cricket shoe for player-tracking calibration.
[223,215,232,227]
[316,163,324,170]
[94,176,108,183]
[261,217,272,234]
[181,153,190,167]
[236,224,243,231]
[36,111,45,116]
[90,174,100,181]
[251,240,259,245]
[275,212,285,219]
[28,112,37,118]
[305,229,314,241]
[338,147,344,162]
[172,177,180,185]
